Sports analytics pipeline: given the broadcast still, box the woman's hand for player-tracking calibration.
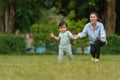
[73,35,79,40]
[101,37,105,42]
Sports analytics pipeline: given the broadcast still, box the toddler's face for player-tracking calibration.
[59,24,67,33]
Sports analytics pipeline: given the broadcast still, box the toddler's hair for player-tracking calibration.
[58,21,67,28]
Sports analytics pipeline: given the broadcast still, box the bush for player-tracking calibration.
[0,34,25,55]
[101,34,120,54]
[30,20,59,54]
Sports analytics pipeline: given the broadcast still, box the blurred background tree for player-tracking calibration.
[0,0,118,34]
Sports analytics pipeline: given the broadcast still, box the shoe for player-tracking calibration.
[94,59,99,62]
[91,58,95,61]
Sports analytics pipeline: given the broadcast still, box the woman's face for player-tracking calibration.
[90,14,98,24]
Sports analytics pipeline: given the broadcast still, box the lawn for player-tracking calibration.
[0,54,120,80]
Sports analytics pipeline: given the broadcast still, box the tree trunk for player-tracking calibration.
[0,1,4,33]
[104,0,116,34]
[115,0,120,35]
[5,4,15,33]
[5,6,9,33]
[8,4,15,33]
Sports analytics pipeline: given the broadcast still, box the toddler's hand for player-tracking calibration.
[73,35,79,39]
[70,36,75,40]
[50,33,55,38]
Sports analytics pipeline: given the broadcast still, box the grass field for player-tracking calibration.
[0,54,120,80]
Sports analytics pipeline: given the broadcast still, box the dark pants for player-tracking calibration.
[90,40,106,59]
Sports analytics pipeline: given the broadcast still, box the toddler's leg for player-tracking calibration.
[65,45,73,61]
[58,48,64,62]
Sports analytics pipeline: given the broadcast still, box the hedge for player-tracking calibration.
[101,34,120,54]
[0,34,25,55]
[0,34,120,55]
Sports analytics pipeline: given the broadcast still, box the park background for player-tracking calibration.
[0,0,119,55]
[0,0,120,80]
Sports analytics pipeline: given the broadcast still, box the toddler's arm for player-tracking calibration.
[50,33,60,41]
[70,35,75,40]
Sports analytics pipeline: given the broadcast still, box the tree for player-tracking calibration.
[0,0,4,33]
[104,0,116,34]
[5,2,15,33]
[0,0,45,33]
[115,0,120,35]
[53,0,117,34]
[0,0,117,34]
[0,0,16,33]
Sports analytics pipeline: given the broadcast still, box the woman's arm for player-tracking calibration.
[100,23,106,42]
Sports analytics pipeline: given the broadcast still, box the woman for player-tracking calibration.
[74,12,107,61]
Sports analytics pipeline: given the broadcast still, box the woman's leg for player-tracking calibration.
[95,40,106,59]
[90,44,96,59]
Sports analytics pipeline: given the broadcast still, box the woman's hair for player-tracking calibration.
[90,12,102,22]
[58,21,68,28]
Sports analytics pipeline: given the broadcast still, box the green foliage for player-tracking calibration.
[31,20,58,43]
[66,18,88,34]
[2,0,47,33]
[1,0,107,34]
[31,23,56,41]
[0,34,25,54]
[30,20,59,54]
[15,8,45,33]
[101,34,120,54]
[51,0,100,19]
[67,10,76,19]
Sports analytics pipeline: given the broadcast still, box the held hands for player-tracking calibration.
[72,35,79,40]
[69,35,79,40]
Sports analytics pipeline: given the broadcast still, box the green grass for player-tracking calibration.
[0,54,120,80]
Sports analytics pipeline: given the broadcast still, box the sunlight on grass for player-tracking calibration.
[0,54,120,80]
